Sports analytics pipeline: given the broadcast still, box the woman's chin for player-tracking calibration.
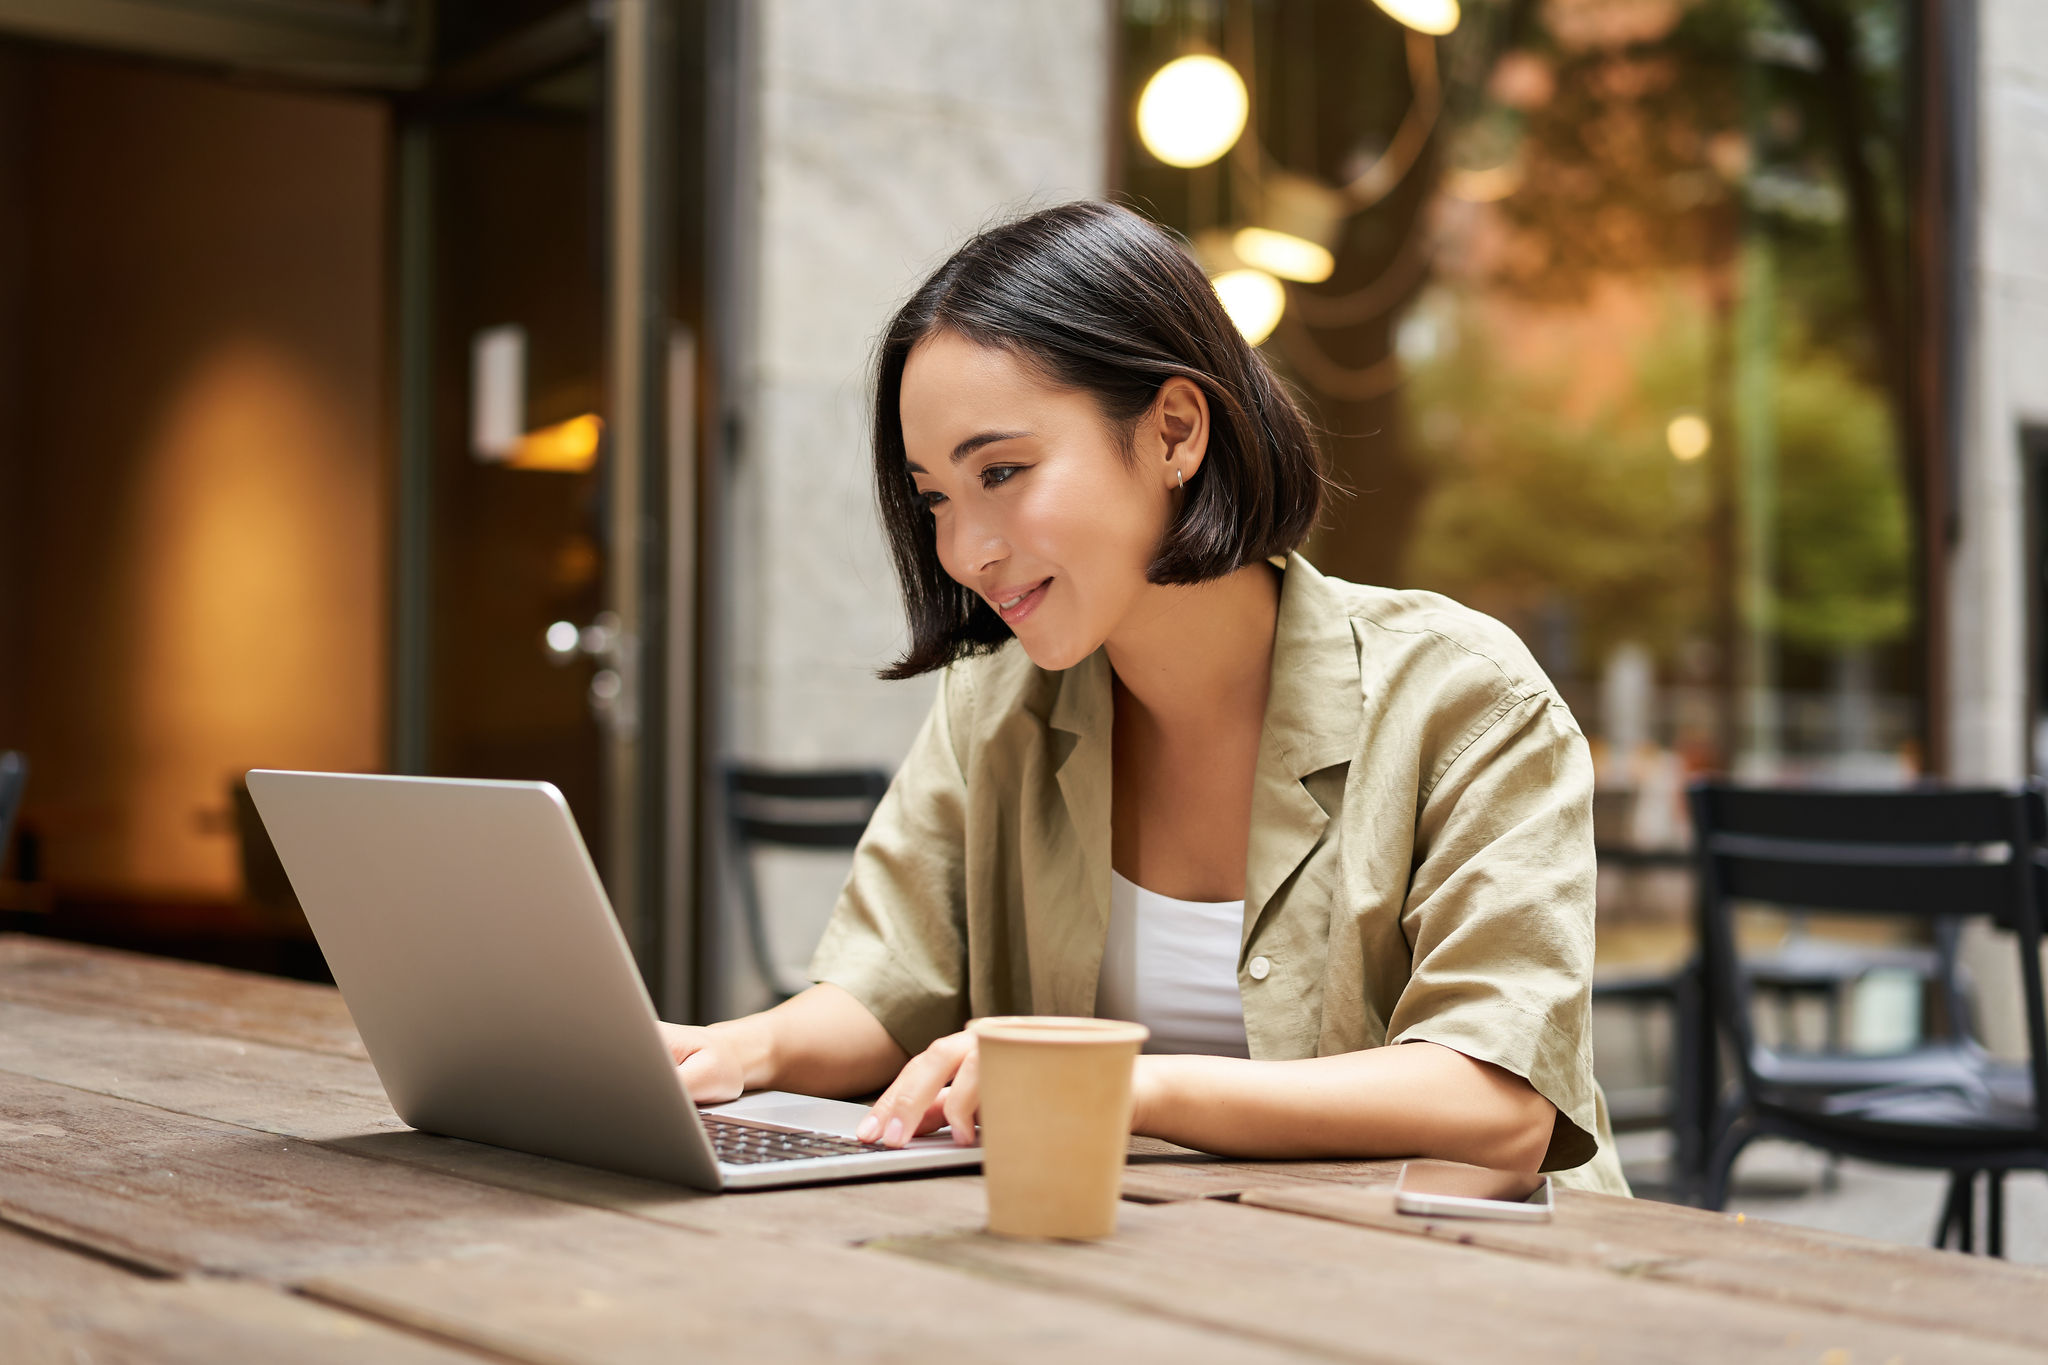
[1015,629,1097,673]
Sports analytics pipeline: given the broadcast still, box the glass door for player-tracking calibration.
[390,1,694,1009]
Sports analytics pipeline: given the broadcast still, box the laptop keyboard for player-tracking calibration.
[702,1114,876,1165]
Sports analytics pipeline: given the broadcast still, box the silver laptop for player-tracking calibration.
[245,769,982,1190]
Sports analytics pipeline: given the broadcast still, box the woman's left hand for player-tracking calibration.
[859,1032,1166,1148]
[856,1030,981,1147]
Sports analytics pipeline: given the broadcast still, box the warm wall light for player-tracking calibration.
[1232,227,1335,284]
[1137,55,1248,168]
[1371,0,1460,37]
[1666,413,1712,461]
[1211,268,1285,346]
[508,413,604,472]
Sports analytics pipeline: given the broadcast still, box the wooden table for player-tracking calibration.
[4,933,2046,1364]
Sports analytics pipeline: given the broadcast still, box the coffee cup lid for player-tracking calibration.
[969,1015,1149,1046]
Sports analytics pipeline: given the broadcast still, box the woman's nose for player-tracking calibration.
[946,506,1007,578]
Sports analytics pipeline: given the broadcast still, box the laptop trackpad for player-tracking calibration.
[703,1090,956,1143]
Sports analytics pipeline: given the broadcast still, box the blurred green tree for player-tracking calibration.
[1768,349,1911,649]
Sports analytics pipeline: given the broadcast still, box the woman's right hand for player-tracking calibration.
[652,984,911,1116]
[658,1021,747,1104]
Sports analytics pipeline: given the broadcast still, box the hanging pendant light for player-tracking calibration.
[1210,268,1286,346]
[1232,173,1346,284]
[1136,54,1249,169]
[1370,0,1459,37]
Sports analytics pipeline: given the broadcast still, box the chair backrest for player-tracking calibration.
[1690,782,2048,1136]
[725,766,891,849]
[0,752,26,867]
[722,764,891,999]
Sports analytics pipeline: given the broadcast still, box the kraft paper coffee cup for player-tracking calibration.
[968,1015,1149,1240]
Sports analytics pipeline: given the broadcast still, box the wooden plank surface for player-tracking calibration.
[0,938,1385,1221]
[0,996,398,1141]
[300,1214,1313,1365]
[0,934,364,1058]
[882,1195,2046,1365]
[1240,1182,2048,1354]
[6,933,2042,1364]
[0,1071,1305,1364]
[0,1223,497,1364]
[0,996,992,1248]
[1122,1141,1404,1202]
[0,1068,681,1278]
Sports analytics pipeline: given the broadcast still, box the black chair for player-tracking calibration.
[1592,956,1711,1201]
[1692,782,2048,1256]
[1592,841,1960,1203]
[1588,840,1712,1197]
[723,764,891,1002]
[0,751,25,868]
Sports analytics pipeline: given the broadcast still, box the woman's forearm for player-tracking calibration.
[1132,1040,1556,1171]
[709,982,909,1098]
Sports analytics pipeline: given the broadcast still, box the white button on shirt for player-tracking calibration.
[1094,869,1252,1057]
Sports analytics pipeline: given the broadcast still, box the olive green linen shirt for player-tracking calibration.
[809,552,1628,1194]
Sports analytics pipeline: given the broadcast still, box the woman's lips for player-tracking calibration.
[994,578,1051,625]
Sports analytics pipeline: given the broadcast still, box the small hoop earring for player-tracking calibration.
[1177,468,1185,489]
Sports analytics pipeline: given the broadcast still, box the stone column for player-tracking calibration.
[712,1,1111,1016]
[1949,0,2048,1053]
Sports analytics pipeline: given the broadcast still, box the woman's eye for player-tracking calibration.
[918,489,947,509]
[982,464,1021,489]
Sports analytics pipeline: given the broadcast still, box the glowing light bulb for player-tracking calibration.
[1371,0,1460,36]
[1211,268,1285,346]
[1231,227,1335,284]
[1137,55,1249,169]
[1667,413,1712,461]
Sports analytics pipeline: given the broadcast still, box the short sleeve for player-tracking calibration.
[805,664,973,1056]
[1385,690,1601,1171]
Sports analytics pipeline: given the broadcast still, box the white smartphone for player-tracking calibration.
[1393,1161,1553,1221]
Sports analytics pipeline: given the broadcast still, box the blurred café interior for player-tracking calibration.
[0,0,2043,1202]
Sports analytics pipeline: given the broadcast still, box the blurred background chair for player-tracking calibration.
[1592,954,1710,1202]
[1590,835,1711,1202]
[1692,782,2048,1256]
[0,751,25,865]
[723,765,890,1003]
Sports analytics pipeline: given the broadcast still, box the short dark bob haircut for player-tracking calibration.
[873,200,1329,680]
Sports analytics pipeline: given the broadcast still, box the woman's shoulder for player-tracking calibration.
[1305,566,1575,740]
[1304,569,1589,806]
[1340,582,1547,689]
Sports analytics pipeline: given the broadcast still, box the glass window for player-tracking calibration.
[1119,0,1924,846]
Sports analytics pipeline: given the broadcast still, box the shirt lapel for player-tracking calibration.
[1039,553,1360,1013]
[1044,646,1113,1016]
[1243,553,1360,949]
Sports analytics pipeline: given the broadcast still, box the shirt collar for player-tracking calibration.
[1042,552,1361,1013]
[1046,551,1359,758]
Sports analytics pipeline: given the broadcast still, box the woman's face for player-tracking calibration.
[899,330,1202,671]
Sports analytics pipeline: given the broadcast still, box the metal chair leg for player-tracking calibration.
[1934,1170,1969,1250]
[1987,1170,2005,1259]
[1670,961,1710,1205]
[1702,1108,1752,1211]
[1958,1169,1977,1253]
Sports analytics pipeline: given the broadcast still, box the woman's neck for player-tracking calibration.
[1103,561,1282,733]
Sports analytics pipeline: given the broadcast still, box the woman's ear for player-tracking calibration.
[1153,376,1210,488]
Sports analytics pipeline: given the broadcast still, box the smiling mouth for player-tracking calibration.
[993,579,1051,624]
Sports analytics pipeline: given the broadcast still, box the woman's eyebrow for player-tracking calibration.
[906,430,1032,473]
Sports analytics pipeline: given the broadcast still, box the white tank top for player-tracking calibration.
[1093,868,1251,1057]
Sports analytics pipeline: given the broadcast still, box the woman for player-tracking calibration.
[666,201,1628,1194]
